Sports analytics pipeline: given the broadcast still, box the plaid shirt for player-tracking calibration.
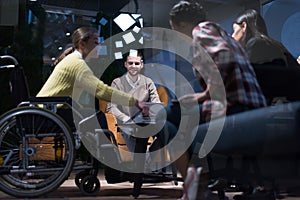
[192,21,267,116]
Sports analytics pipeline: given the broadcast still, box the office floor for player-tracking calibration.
[0,169,299,200]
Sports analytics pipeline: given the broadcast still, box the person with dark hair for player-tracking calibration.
[107,49,177,160]
[37,27,149,127]
[169,1,267,199]
[232,9,300,105]
[107,49,161,152]
[106,50,178,197]
[232,9,299,68]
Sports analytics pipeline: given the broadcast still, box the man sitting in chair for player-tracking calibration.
[107,49,176,154]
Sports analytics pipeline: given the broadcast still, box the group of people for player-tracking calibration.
[36,1,299,200]
[170,2,299,199]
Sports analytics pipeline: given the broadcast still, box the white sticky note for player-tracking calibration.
[133,26,140,33]
[113,13,135,31]
[114,52,123,59]
[138,37,143,44]
[129,49,138,57]
[115,41,123,48]
[122,32,135,44]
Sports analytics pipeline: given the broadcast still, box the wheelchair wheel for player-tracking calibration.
[0,106,75,198]
[75,170,90,187]
[79,175,100,195]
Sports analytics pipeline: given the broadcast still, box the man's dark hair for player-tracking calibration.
[123,49,144,62]
[169,1,206,26]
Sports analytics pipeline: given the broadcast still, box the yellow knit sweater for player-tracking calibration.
[37,53,136,106]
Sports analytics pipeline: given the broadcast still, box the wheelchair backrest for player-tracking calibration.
[9,65,30,106]
[0,55,30,107]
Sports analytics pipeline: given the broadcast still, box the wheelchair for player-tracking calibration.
[0,55,122,198]
[0,55,179,198]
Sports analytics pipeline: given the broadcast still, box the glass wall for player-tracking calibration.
[262,0,300,58]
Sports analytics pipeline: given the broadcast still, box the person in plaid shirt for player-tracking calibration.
[168,1,267,199]
[169,2,266,123]
[193,21,267,121]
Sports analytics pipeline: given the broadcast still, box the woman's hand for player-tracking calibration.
[135,101,149,116]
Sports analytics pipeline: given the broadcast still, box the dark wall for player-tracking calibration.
[0,0,45,115]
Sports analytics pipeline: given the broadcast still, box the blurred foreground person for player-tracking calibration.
[169,1,266,199]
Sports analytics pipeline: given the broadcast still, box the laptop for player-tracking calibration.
[131,102,165,125]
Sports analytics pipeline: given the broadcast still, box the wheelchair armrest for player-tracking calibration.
[18,96,77,110]
[18,96,83,122]
[28,96,73,105]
